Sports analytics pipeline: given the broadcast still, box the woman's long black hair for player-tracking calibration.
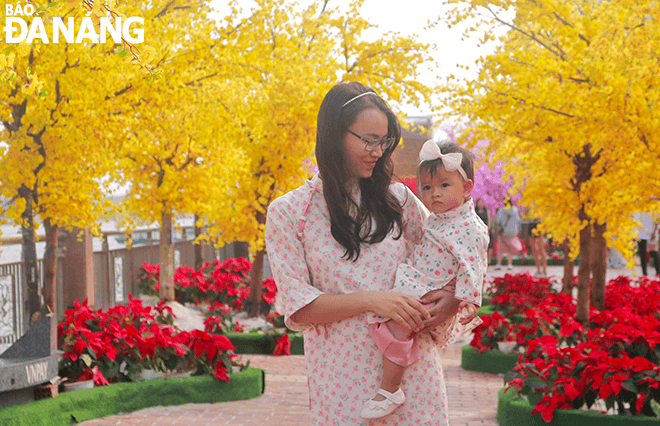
[315,82,403,261]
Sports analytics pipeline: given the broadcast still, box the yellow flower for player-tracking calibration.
[17,43,31,57]
[140,46,157,65]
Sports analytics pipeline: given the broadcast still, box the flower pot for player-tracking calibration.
[63,379,94,392]
[497,341,517,353]
[138,369,165,381]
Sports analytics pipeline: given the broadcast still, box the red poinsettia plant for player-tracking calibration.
[138,258,252,308]
[203,302,247,334]
[58,295,243,387]
[470,311,514,353]
[503,276,660,421]
[138,258,278,316]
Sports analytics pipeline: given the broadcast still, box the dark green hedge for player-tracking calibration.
[497,388,660,426]
[226,332,304,355]
[461,345,519,375]
[0,368,264,426]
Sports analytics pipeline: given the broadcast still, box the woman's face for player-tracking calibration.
[476,199,485,210]
[343,108,389,183]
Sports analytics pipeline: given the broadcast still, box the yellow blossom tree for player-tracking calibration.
[202,0,437,316]
[113,1,250,301]
[0,0,173,320]
[439,0,660,324]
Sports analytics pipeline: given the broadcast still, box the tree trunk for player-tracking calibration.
[570,145,601,326]
[42,218,59,315]
[248,249,265,318]
[591,221,607,311]
[235,241,250,260]
[248,210,267,318]
[159,211,175,301]
[576,220,593,326]
[562,239,574,295]
[194,214,204,270]
[18,185,41,326]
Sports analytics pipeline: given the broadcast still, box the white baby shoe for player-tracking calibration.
[360,388,406,419]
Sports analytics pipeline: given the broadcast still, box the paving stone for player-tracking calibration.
[78,347,502,426]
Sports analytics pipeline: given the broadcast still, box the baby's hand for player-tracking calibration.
[457,301,479,325]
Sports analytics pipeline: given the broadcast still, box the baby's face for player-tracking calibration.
[419,167,472,215]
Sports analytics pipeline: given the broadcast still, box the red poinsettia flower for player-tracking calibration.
[274,334,291,356]
[92,366,109,386]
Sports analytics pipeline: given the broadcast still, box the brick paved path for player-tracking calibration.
[79,346,501,426]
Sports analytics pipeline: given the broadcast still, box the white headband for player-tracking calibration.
[418,140,468,181]
[341,91,379,108]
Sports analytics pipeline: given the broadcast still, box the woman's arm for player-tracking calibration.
[291,291,430,332]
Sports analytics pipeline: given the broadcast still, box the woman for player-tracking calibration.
[494,198,522,270]
[475,198,493,264]
[265,82,459,425]
[527,218,548,277]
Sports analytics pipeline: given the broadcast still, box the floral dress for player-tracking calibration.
[391,198,489,348]
[265,174,450,425]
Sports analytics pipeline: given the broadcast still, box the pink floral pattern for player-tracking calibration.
[392,198,489,347]
[266,174,449,425]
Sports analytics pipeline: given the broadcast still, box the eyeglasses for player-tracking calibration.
[346,129,396,152]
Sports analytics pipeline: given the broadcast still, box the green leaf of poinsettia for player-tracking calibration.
[524,377,546,391]
[621,378,638,393]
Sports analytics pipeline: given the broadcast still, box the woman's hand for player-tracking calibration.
[418,282,461,332]
[457,302,479,325]
[367,292,430,333]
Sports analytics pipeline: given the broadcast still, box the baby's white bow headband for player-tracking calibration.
[418,140,468,181]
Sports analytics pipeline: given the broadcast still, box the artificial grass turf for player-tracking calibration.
[225,332,304,355]
[0,367,264,426]
[497,388,660,426]
[461,345,520,375]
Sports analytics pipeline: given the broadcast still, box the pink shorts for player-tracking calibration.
[369,321,421,367]
[369,305,484,367]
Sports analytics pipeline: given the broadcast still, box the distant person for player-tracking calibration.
[475,198,494,264]
[493,198,522,270]
[635,213,660,277]
[527,218,548,277]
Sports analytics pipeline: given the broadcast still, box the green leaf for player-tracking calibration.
[523,377,546,391]
[118,49,129,58]
[621,378,638,393]
[584,389,597,408]
[651,399,660,416]
[527,391,543,407]
[605,396,615,411]
[634,342,649,356]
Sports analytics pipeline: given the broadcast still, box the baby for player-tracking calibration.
[361,140,489,419]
